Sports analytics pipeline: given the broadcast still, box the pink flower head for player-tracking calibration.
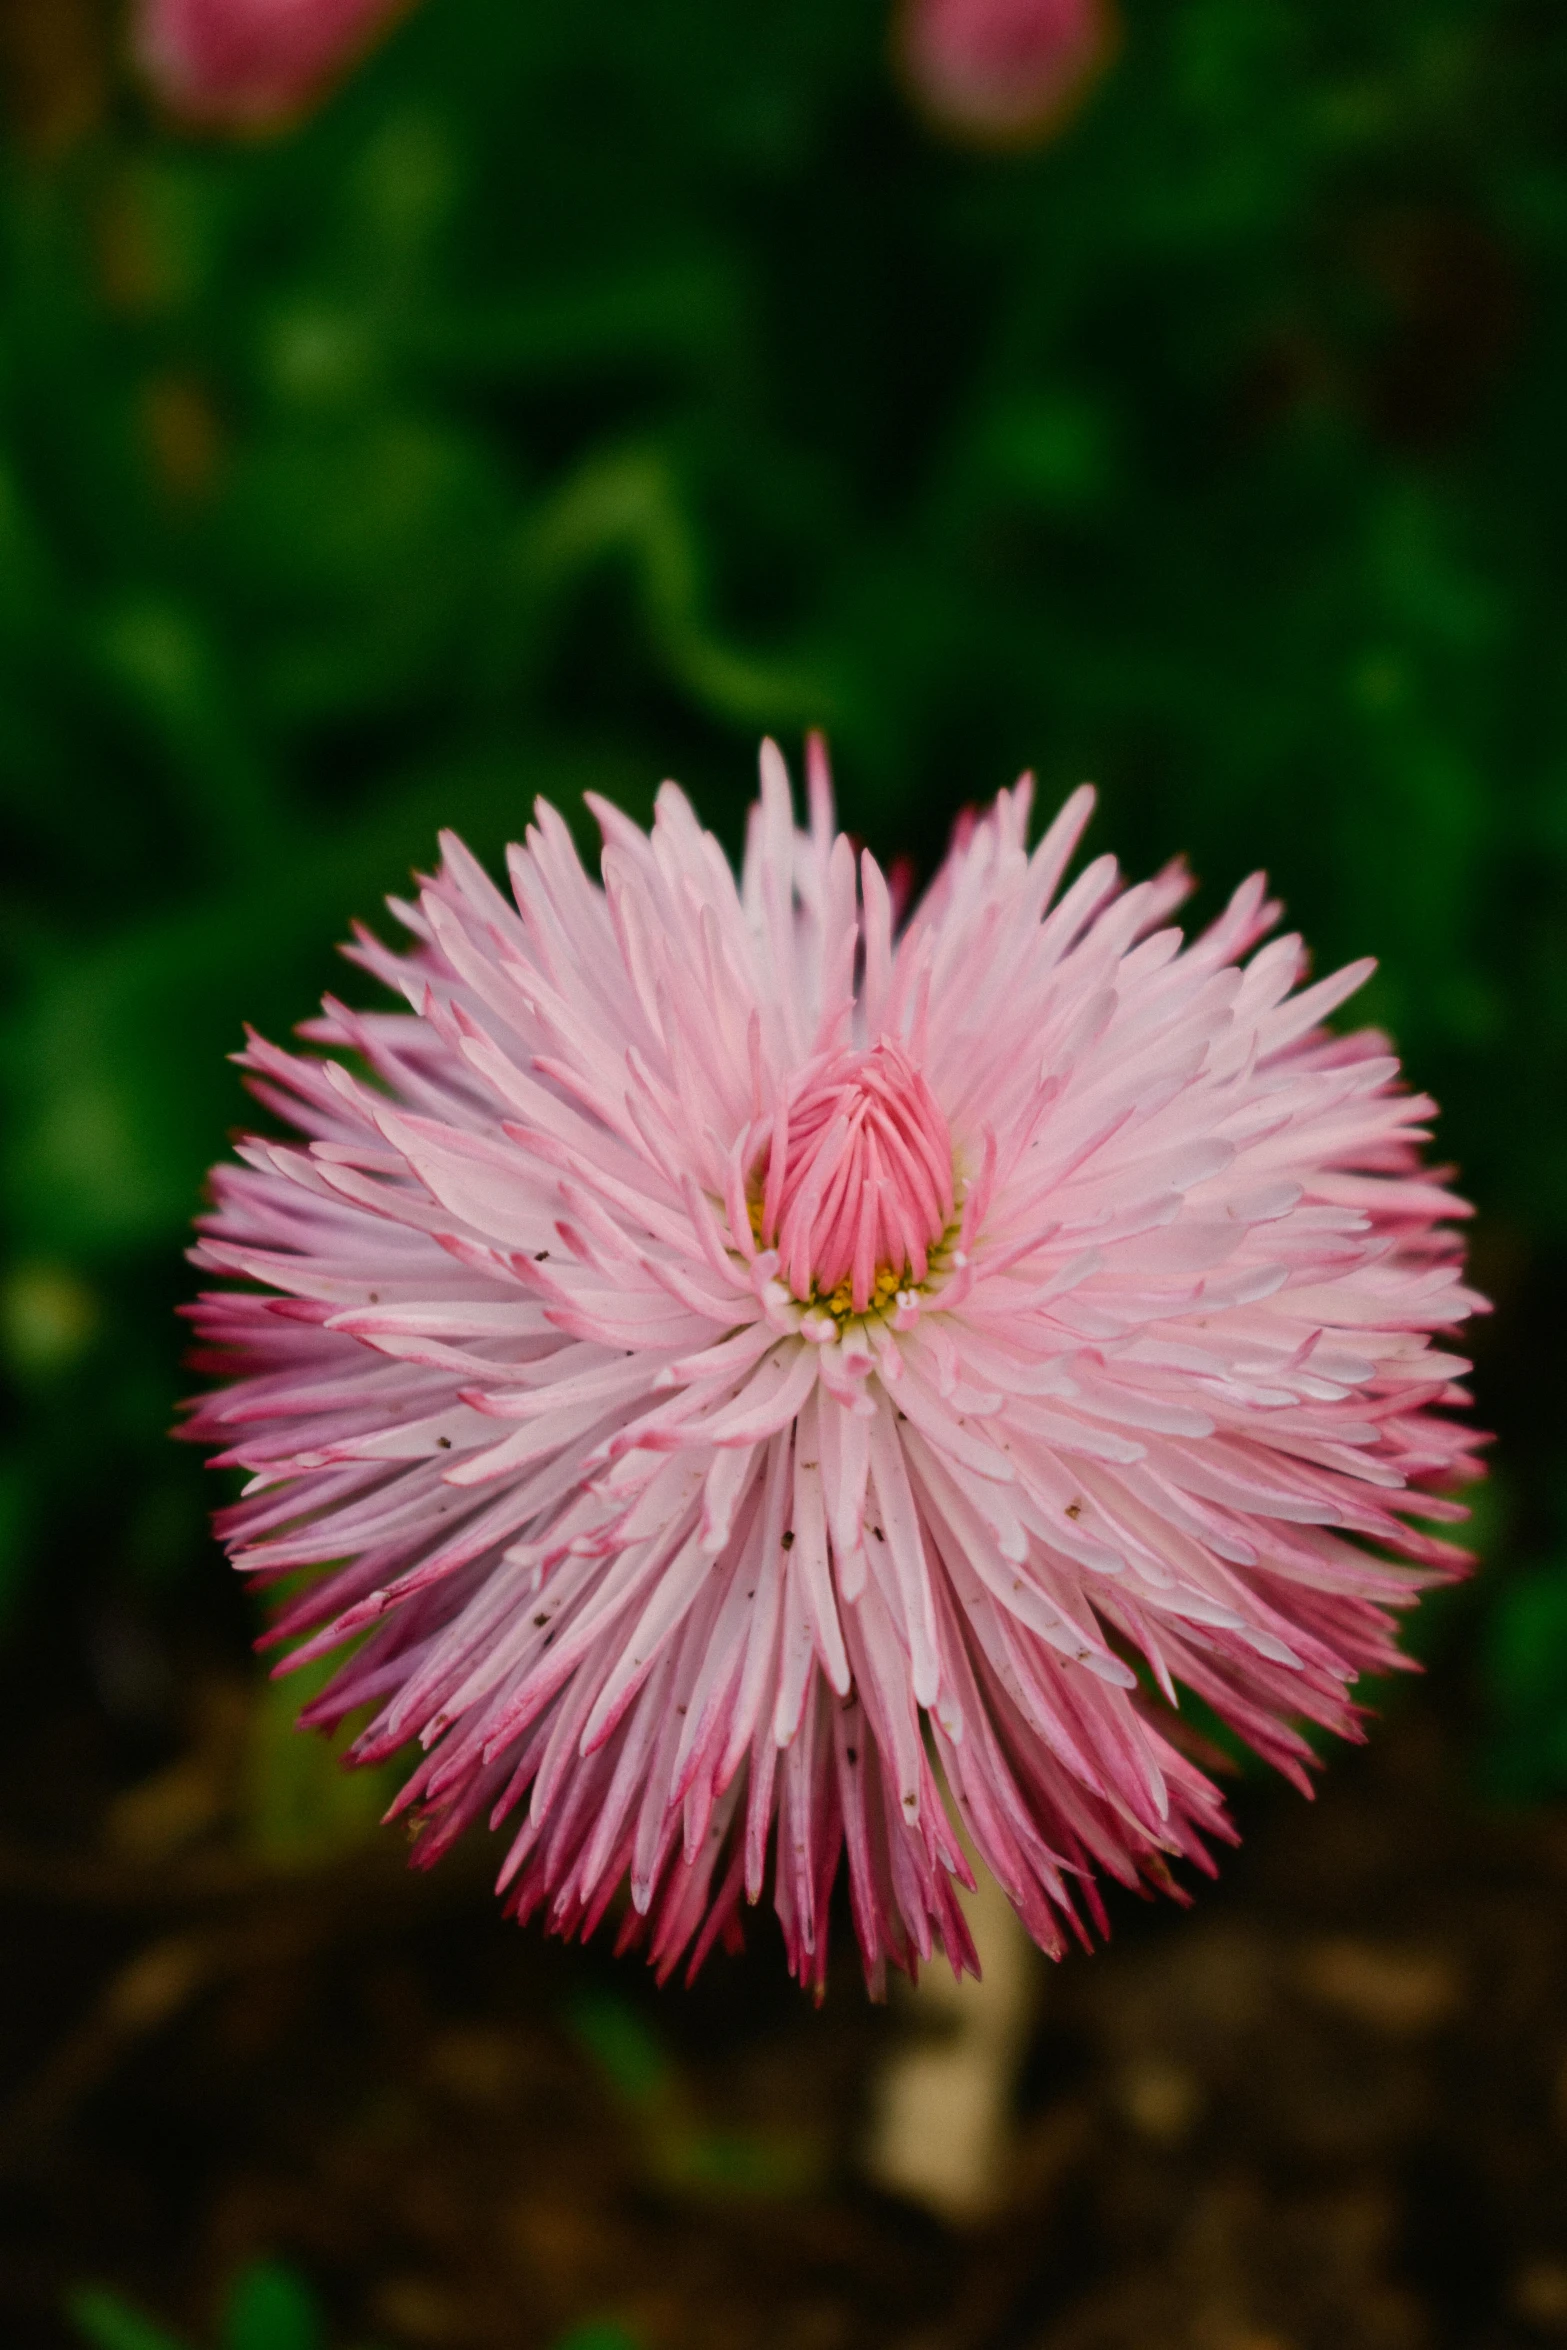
[183,742,1484,1996]
[136,0,409,128]
[895,0,1117,147]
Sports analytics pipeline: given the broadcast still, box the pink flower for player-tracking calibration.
[895,0,1117,147]
[184,742,1484,1995]
[136,0,409,128]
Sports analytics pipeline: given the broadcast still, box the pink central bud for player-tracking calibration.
[761,1042,955,1313]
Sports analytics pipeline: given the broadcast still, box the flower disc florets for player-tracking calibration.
[757,1039,956,1328]
[183,738,1485,1996]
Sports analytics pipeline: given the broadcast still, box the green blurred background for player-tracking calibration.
[0,0,1564,1798]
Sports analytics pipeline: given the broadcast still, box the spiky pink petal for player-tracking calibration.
[183,741,1485,1996]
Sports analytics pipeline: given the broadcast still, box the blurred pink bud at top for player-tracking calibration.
[137,0,411,128]
[896,0,1117,147]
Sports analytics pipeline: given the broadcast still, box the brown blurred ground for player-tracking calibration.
[1,1665,1564,2350]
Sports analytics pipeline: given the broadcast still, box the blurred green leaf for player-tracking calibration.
[1481,1560,1567,1801]
[244,1651,402,1867]
[67,2264,328,2350]
[651,2124,824,2201]
[520,446,837,730]
[222,2261,324,2350]
[566,1987,673,2109]
[1,1259,98,1382]
[67,2288,189,2350]
[972,391,1120,514]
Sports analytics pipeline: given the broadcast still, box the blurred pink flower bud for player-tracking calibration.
[136,0,410,128]
[896,0,1117,147]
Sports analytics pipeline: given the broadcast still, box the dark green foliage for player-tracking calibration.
[223,2267,324,2350]
[69,2288,188,2350]
[70,2261,323,2350]
[567,1987,674,2109]
[0,0,1561,1770]
[1483,1558,1567,1797]
[565,1985,823,2196]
